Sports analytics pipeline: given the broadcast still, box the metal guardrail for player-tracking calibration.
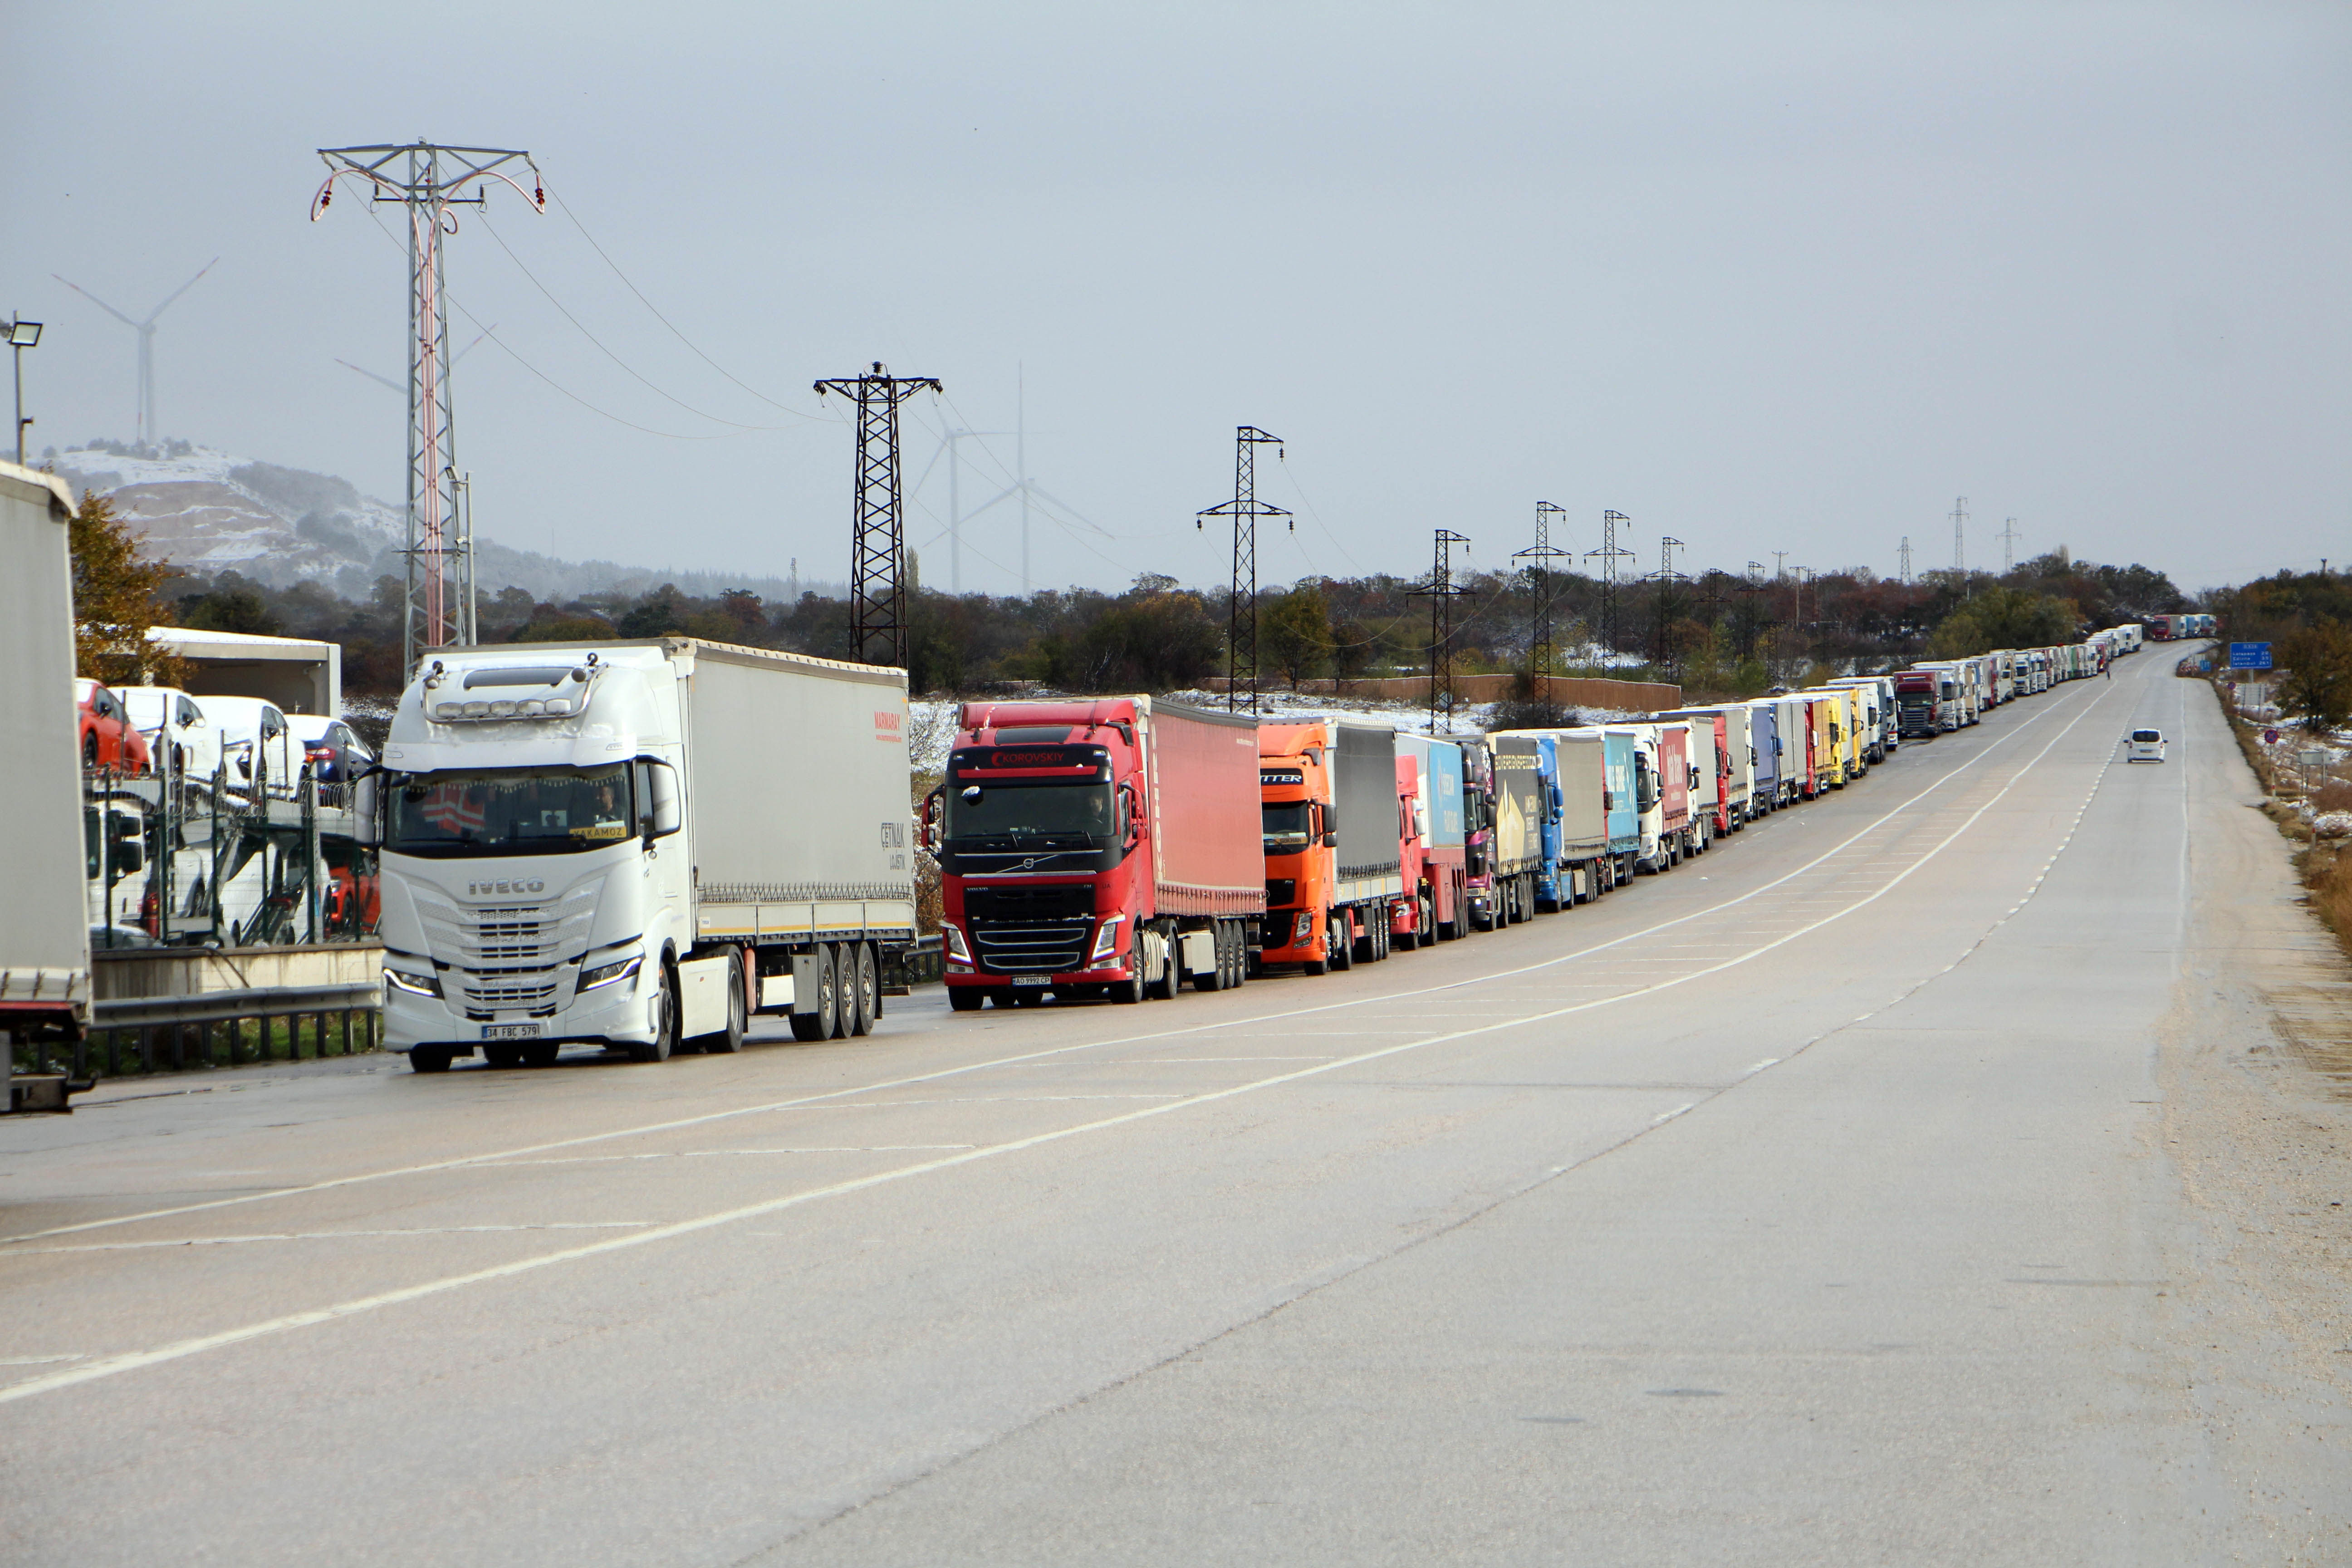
[93,981,380,1029]
[20,983,384,1082]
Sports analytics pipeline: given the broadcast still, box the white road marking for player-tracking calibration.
[1744,1058,1781,1075]
[0,686,2126,1407]
[0,1354,85,1367]
[0,679,2111,1255]
[15,1223,655,1254]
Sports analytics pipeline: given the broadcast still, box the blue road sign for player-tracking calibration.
[2230,642,2273,670]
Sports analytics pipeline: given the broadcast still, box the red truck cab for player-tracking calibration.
[935,697,1264,1009]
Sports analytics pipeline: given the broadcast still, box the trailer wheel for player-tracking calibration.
[849,944,877,1036]
[408,1046,454,1073]
[949,986,985,1012]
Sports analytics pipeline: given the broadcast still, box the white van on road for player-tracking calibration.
[2127,729,2168,763]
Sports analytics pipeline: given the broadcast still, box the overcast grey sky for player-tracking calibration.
[5,1,2347,598]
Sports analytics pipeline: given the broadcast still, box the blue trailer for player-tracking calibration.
[1602,728,1642,882]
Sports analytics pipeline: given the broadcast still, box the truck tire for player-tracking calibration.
[949,986,985,1011]
[1328,914,1353,970]
[484,1044,524,1069]
[408,1046,454,1073]
[523,1042,560,1068]
[1193,925,1223,992]
[700,950,749,1054]
[789,946,834,1042]
[849,943,877,1036]
[630,966,678,1063]
[1144,932,1179,1000]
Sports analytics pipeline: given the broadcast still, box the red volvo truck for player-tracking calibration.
[933,697,1265,1008]
[1258,719,1412,973]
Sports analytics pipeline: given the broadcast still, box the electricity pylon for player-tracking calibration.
[816,363,943,669]
[1583,510,1636,662]
[1515,500,1571,693]
[1195,426,1289,712]
[313,141,544,676]
[1410,529,1474,732]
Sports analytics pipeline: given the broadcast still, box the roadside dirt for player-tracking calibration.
[2153,679,2352,1561]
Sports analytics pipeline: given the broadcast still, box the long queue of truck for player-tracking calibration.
[926,622,2147,1010]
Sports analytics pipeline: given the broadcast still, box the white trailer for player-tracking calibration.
[0,462,90,1111]
[375,638,914,1072]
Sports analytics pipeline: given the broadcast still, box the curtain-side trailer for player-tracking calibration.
[1,462,89,1112]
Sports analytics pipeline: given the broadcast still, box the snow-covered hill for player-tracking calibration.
[47,441,831,604]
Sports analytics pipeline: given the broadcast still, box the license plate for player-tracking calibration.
[1010,975,1050,986]
[482,1022,543,1040]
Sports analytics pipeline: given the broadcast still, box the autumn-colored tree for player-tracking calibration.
[2278,620,2352,735]
[69,489,183,688]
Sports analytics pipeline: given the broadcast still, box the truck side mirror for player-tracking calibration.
[351,765,385,848]
[923,788,943,852]
[1319,803,1338,847]
[636,759,683,840]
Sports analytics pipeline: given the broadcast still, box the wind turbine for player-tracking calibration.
[53,259,219,446]
[964,367,1113,594]
[907,420,1008,595]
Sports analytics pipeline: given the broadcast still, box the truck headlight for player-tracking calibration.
[1291,911,1315,944]
[578,955,642,994]
[1089,915,1123,962]
[384,968,441,999]
[942,923,972,964]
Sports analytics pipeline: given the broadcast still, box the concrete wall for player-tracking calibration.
[91,941,383,1001]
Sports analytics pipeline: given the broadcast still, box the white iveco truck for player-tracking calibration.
[374,638,914,1072]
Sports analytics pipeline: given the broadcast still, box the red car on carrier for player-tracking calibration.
[74,678,152,774]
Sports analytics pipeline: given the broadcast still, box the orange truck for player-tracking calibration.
[1259,719,1413,973]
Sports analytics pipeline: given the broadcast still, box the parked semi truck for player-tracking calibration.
[1,461,89,1113]
[1548,727,1638,897]
[1396,733,1471,939]
[937,696,1265,1006]
[376,638,915,1070]
[1486,735,1548,924]
[1259,718,1411,973]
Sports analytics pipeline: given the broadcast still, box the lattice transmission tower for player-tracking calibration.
[1999,517,2022,574]
[1195,426,1289,713]
[1515,500,1571,693]
[1584,509,1636,662]
[816,363,942,669]
[1410,529,1475,732]
[1649,534,1687,670]
[313,142,542,678]
[1898,536,1913,586]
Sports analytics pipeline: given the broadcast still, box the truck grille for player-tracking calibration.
[412,883,600,970]
[1265,877,1297,907]
[460,975,561,1016]
[969,916,1094,975]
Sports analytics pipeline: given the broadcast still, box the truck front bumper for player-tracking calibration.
[381,963,658,1050]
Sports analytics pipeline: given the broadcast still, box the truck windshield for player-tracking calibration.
[388,764,635,857]
[1262,801,1312,852]
[946,780,1113,843]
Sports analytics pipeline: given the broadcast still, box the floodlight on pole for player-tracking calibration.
[7,315,39,467]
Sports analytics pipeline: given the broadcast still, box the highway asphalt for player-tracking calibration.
[4,648,2346,1565]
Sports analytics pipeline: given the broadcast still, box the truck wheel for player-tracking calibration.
[1329,914,1353,970]
[484,1044,524,1069]
[821,945,846,1037]
[701,950,749,1053]
[630,967,678,1063]
[1193,926,1223,992]
[523,1042,560,1068]
[1417,897,1436,946]
[1112,959,1145,1003]
[408,1046,453,1073]
[789,947,833,1041]
[849,943,877,1036]
[1144,933,1178,1000]
[949,986,985,1012]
